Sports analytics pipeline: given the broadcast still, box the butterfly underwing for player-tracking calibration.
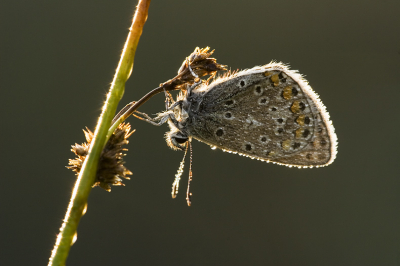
[163,62,337,168]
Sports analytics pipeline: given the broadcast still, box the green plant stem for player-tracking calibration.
[48,1,151,265]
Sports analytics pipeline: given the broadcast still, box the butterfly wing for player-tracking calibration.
[185,62,337,167]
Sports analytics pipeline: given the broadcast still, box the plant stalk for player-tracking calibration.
[48,1,151,265]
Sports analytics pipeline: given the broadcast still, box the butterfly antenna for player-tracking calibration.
[186,140,193,206]
[171,142,188,199]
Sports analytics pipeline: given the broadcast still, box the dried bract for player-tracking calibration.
[67,123,134,191]
[163,47,227,91]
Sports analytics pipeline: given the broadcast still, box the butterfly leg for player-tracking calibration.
[131,110,169,126]
[186,63,203,96]
[132,88,184,126]
[186,57,199,80]
[163,88,174,110]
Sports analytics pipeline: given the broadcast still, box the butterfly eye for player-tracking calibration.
[166,131,189,151]
[169,133,189,151]
[174,136,188,144]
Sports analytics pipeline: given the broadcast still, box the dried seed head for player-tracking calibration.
[67,123,134,191]
[163,47,227,91]
[179,47,227,82]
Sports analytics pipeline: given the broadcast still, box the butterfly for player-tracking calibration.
[134,61,337,205]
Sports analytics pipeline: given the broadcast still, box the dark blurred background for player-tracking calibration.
[1,0,400,265]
